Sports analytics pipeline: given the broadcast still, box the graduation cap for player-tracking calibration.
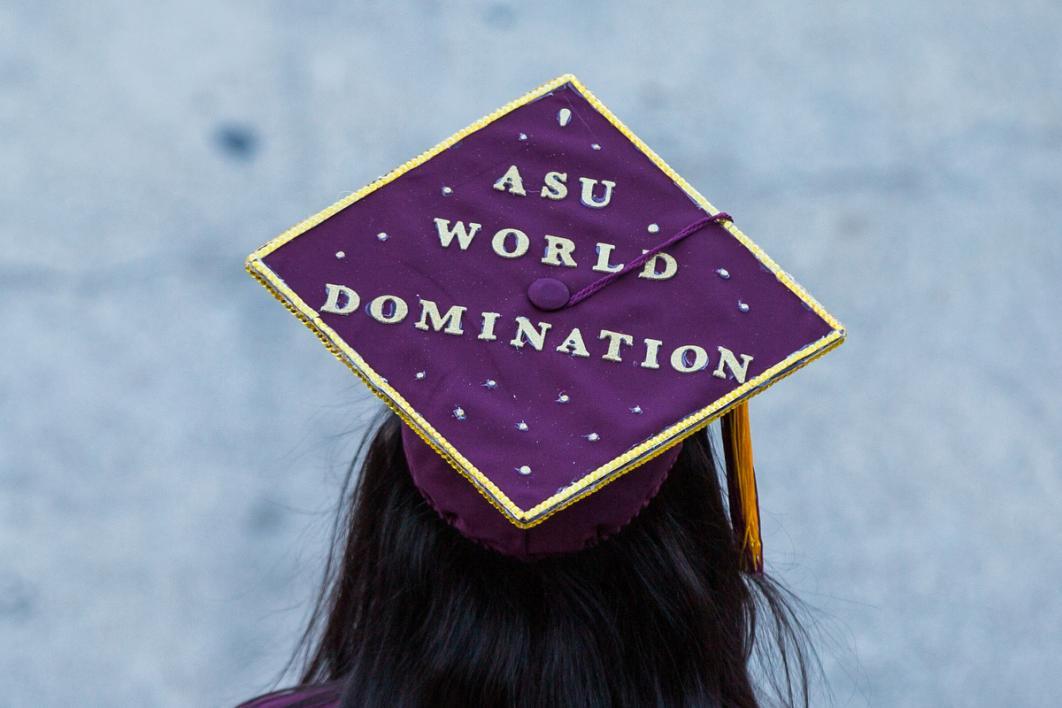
[247,75,844,567]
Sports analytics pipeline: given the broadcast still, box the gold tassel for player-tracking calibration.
[721,402,764,573]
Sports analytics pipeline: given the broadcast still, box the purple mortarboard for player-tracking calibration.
[248,75,844,563]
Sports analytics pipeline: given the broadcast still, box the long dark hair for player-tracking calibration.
[282,412,815,707]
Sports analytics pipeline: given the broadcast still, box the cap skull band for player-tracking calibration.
[247,74,845,561]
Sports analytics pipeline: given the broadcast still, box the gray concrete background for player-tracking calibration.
[1,1,1060,706]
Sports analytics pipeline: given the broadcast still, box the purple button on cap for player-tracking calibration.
[527,277,570,311]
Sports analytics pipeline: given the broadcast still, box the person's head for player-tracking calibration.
[244,75,846,708]
[290,413,814,708]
